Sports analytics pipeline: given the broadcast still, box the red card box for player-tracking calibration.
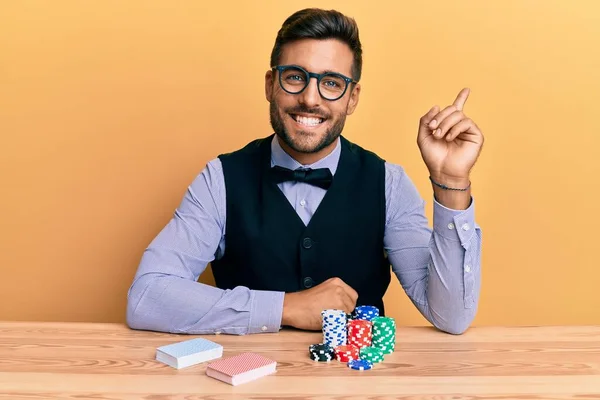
[206,352,277,386]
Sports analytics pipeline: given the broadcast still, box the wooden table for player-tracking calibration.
[0,322,599,399]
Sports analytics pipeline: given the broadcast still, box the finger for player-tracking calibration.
[341,291,356,314]
[341,289,357,312]
[453,87,470,111]
[333,280,356,312]
[435,110,466,139]
[417,105,440,142]
[330,280,353,313]
[346,285,358,305]
[445,118,482,143]
[421,105,440,126]
[429,104,459,131]
[337,279,359,304]
[331,278,358,311]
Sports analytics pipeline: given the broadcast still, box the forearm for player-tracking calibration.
[388,199,481,335]
[125,158,285,335]
[421,199,481,334]
[384,163,480,334]
[126,249,284,335]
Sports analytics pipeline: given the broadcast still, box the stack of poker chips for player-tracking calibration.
[333,345,359,362]
[321,309,347,347]
[371,316,396,354]
[308,343,335,362]
[308,305,396,371]
[359,346,385,364]
[347,319,372,349]
[353,305,380,321]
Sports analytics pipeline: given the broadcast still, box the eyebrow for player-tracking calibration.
[311,67,350,77]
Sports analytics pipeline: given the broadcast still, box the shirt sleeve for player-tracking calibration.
[383,162,482,334]
[126,158,284,335]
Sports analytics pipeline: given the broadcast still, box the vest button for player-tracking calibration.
[303,277,314,288]
[302,237,313,249]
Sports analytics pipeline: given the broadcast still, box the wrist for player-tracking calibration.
[282,292,296,326]
[429,172,470,189]
[429,173,472,210]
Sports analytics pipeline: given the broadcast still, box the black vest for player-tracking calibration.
[212,135,391,315]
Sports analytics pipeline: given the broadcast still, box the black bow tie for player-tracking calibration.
[270,165,333,189]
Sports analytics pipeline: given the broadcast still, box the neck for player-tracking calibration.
[277,136,338,165]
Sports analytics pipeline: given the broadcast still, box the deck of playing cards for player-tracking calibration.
[206,352,277,386]
[156,338,223,369]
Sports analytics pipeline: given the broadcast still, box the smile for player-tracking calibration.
[290,114,325,127]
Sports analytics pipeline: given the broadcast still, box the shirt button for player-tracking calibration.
[261,325,268,332]
[461,223,470,231]
[465,264,471,273]
[300,199,306,207]
[303,277,314,288]
[302,237,313,249]
[447,223,455,230]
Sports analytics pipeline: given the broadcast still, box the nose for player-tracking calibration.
[298,76,321,108]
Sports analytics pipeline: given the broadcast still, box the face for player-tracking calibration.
[265,39,361,160]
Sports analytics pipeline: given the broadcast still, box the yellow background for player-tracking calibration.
[1,1,599,326]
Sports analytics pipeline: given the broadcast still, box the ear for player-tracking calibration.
[265,70,274,102]
[346,83,361,115]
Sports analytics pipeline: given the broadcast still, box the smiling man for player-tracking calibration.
[126,8,484,335]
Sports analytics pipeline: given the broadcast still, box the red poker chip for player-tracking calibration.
[348,320,372,348]
[334,344,360,362]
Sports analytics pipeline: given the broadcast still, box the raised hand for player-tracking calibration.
[417,88,484,184]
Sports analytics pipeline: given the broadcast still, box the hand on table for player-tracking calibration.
[282,277,358,330]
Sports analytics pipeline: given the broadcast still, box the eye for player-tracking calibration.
[320,75,345,90]
[285,74,305,82]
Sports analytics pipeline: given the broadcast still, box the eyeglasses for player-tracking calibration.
[271,64,358,101]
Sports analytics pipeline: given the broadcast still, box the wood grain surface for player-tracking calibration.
[0,322,599,399]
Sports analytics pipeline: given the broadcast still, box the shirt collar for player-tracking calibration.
[270,135,341,175]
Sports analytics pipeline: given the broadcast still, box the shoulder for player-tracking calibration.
[384,162,408,202]
[384,161,407,185]
[384,161,425,224]
[188,157,225,201]
[341,136,386,166]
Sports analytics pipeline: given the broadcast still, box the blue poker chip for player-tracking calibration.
[347,359,373,370]
[353,305,380,321]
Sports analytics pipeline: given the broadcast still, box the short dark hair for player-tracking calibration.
[270,8,363,82]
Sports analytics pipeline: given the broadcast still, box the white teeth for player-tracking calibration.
[294,115,323,126]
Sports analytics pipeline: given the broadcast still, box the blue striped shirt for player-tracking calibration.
[126,136,482,335]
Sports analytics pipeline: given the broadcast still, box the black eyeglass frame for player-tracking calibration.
[271,64,359,101]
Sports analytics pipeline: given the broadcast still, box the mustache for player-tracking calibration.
[285,106,329,119]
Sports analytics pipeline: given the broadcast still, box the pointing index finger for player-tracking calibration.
[453,87,471,111]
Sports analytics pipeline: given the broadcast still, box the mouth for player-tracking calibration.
[289,113,326,128]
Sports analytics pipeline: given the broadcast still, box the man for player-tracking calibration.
[126,8,483,336]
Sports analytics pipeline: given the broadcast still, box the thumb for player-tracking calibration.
[417,105,440,143]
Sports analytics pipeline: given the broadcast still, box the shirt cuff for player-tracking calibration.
[433,196,477,247]
[248,290,285,334]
